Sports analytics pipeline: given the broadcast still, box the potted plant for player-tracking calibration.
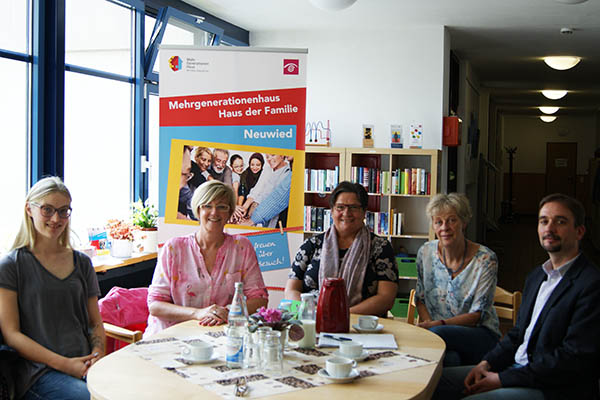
[106,219,134,258]
[131,200,158,254]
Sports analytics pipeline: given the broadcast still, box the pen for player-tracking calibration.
[323,334,353,341]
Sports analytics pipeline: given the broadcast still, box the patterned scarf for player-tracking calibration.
[318,224,371,307]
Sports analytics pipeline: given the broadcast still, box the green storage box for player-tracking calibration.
[397,257,417,278]
[390,297,409,318]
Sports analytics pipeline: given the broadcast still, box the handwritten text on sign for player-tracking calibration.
[248,232,290,272]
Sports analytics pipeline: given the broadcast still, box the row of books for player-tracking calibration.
[350,167,431,195]
[303,206,333,232]
[365,211,405,236]
[303,206,405,236]
[304,167,340,192]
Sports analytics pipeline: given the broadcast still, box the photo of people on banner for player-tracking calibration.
[178,144,293,228]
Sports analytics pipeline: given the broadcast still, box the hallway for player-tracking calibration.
[485,215,600,292]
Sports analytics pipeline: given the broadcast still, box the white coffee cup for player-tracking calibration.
[180,340,213,362]
[325,356,357,378]
[339,341,363,358]
[358,315,379,330]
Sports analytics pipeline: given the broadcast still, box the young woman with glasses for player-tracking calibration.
[0,177,105,400]
[145,180,268,335]
[284,181,399,316]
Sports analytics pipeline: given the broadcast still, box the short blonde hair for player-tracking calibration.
[191,180,236,220]
[192,147,212,162]
[12,176,72,251]
[426,193,472,226]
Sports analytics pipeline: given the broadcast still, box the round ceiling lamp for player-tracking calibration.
[308,0,357,11]
[539,106,559,114]
[543,56,581,70]
[540,116,557,123]
[554,0,588,3]
[541,90,568,100]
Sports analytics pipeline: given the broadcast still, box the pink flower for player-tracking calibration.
[257,307,282,323]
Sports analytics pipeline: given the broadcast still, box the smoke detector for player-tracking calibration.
[560,27,574,35]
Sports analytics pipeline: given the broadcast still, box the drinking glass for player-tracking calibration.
[262,331,283,374]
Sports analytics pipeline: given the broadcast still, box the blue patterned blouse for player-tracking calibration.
[416,240,501,338]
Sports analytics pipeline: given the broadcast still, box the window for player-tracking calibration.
[64,0,134,244]
[65,0,132,76]
[64,72,132,243]
[0,58,29,251]
[0,0,29,54]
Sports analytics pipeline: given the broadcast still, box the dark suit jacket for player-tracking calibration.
[484,253,600,400]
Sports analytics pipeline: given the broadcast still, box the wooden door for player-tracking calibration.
[546,142,577,196]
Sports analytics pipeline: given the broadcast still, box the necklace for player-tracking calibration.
[442,238,468,277]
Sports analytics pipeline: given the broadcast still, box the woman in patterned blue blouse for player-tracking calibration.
[416,193,501,366]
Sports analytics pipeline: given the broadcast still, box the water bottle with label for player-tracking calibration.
[226,282,247,368]
[297,293,316,349]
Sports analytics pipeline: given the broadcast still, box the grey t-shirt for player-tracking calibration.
[0,247,100,398]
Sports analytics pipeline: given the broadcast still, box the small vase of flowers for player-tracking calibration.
[106,219,134,258]
[248,307,304,346]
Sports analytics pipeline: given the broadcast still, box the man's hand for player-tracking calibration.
[61,354,97,379]
[464,361,501,394]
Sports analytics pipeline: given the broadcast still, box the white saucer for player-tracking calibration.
[179,354,218,365]
[333,349,370,362]
[318,368,359,383]
[352,323,384,333]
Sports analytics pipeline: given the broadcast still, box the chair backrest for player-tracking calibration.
[98,287,149,353]
[406,289,419,325]
[493,286,522,326]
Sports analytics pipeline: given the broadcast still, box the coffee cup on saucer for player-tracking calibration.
[325,356,357,378]
[339,341,363,358]
[358,315,378,330]
[180,340,213,362]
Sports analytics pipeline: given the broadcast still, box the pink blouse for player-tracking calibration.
[145,233,268,335]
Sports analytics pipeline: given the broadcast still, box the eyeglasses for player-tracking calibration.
[201,204,230,213]
[333,204,363,213]
[30,203,72,219]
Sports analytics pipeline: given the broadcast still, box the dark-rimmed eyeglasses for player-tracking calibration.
[30,203,72,219]
[333,204,363,213]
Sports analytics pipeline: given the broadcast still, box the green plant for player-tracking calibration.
[131,199,158,229]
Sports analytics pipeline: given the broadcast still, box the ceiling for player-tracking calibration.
[186,0,600,117]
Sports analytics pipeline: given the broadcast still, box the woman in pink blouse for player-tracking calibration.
[146,180,268,336]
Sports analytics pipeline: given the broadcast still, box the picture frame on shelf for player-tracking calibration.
[362,124,374,148]
[305,120,331,146]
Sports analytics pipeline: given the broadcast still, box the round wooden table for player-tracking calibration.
[87,315,445,400]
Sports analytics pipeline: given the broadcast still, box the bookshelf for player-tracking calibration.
[303,147,440,300]
[303,146,346,235]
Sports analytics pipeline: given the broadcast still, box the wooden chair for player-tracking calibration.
[406,286,521,329]
[494,286,522,327]
[406,289,419,325]
[103,323,144,347]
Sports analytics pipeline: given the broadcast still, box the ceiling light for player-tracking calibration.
[308,0,357,11]
[541,90,568,100]
[554,0,588,3]
[540,116,557,123]
[539,106,559,114]
[543,56,581,70]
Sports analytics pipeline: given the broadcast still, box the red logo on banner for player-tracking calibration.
[169,56,182,72]
[283,59,299,75]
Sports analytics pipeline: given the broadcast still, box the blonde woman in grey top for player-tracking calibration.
[0,177,105,400]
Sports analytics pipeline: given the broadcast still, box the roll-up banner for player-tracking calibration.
[158,46,307,296]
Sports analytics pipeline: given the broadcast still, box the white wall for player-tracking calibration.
[502,115,597,175]
[251,27,448,150]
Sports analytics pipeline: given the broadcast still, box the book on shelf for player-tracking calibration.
[350,166,430,195]
[304,166,339,192]
[304,206,332,232]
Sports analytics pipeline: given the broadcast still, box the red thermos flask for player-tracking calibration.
[316,277,349,333]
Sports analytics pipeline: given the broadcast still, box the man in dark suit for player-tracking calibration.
[434,193,600,400]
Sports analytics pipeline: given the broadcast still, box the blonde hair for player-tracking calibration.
[11,176,72,251]
[426,193,472,226]
[192,146,212,162]
[191,180,236,220]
